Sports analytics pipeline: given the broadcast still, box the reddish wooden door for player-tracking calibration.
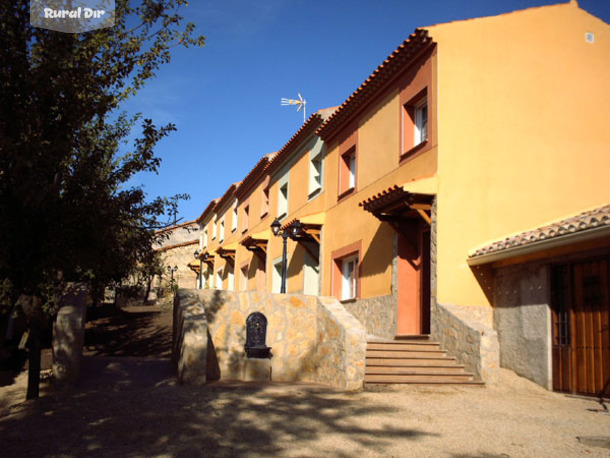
[552,258,610,396]
[397,220,430,336]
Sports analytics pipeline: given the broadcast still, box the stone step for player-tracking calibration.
[366,365,467,375]
[394,334,431,341]
[365,339,484,388]
[367,341,441,351]
[364,373,478,384]
[366,356,459,366]
[366,349,446,359]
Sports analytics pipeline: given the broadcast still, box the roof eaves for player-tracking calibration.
[468,204,610,264]
[316,28,434,141]
[267,110,329,176]
[196,198,220,224]
[215,182,242,215]
[235,152,278,200]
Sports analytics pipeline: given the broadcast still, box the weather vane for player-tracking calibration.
[281,93,307,123]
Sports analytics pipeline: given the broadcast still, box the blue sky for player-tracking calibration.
[124,0,610,223]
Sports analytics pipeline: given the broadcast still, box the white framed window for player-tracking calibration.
[240,264,248,291]
[231,200,238,232]
[216,268,222,290]
[203,227,208,248]
[277,176,289,219]
[348,152,356,189]
[272,258,283,293]
[308,143,323,197]
[339,147,357,196]
[341,254,358,301]
[219,218,225,242]
[212,217,217,240]
[260,187,270,217]
[414,97,428,145]
[227,265,235,291]
[242,204,250,233]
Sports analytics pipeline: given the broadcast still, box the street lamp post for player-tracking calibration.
[167,265,178,290]
[193,250,202,289]
[270,219,302,293]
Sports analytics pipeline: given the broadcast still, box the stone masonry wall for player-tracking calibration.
[343,295,396,339]
[493,262,552,389]
[159,244,198,290]
[431,302,499,384]
[173,289,367,390]
[430,199,499,384]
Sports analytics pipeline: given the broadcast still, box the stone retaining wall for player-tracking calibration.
[343,294,396,339]
[431,302,499,384]
[173,289,367,390]
[493,262,552,389]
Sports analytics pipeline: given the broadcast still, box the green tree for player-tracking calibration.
[0,1,204,399]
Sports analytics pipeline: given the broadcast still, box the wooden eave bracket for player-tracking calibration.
[302,227,321,244]
[218,250,236,261]
[243,238,268,255]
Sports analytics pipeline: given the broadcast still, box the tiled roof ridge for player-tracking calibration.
[470,204,610,258]
[235,151,278,200]
[196,198,220,224]
[215,181,242,214]
[316,28,434,141]
[266,110,329,175]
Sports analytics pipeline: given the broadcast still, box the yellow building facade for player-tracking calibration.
[188,1,609,394]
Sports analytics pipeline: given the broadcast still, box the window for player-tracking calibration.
[227,265,235,291]
[231,201,238,232]
[332,243,361,301]
[339,147,356,197]
[402,90,428,155]
[413,97,428,145]
[240,264,249,291]
[216,268,222,290]
[277,176,289,219]
[272,258,283,293]
[219,218,225,242]
[242,204,250,233]
[340,254,358,301]
[203,227,208,248]
[308,145,323,197]
[260,187,270,217]
[212,218,217,240]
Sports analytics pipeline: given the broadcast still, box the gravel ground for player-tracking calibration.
[0,305,608,457]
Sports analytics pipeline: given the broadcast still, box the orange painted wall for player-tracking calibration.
[427,2,610,306]
[320,49,438,300]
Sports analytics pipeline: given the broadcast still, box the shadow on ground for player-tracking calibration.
[84,306,172,358]
[0,304,441,456]
[0,376,436,457]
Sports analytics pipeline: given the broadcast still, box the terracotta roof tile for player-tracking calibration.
[196,198,220,224]
[267,108,335,176]
[470,205,610,258]
[317,29,434,141]
[235,152,277,200]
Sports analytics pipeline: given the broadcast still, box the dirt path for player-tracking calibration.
[0,305,609,457]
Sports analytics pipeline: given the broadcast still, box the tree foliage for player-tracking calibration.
[0,1,204,398]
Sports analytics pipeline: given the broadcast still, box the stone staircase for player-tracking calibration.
[365,336,484,387]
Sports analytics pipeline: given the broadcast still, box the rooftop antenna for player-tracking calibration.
[281,93,307,123]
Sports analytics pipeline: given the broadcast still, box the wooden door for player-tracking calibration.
[397,220,431,336]
[551,257,610,396]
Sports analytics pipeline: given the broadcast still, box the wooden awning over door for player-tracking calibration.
[360,185,434,226]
